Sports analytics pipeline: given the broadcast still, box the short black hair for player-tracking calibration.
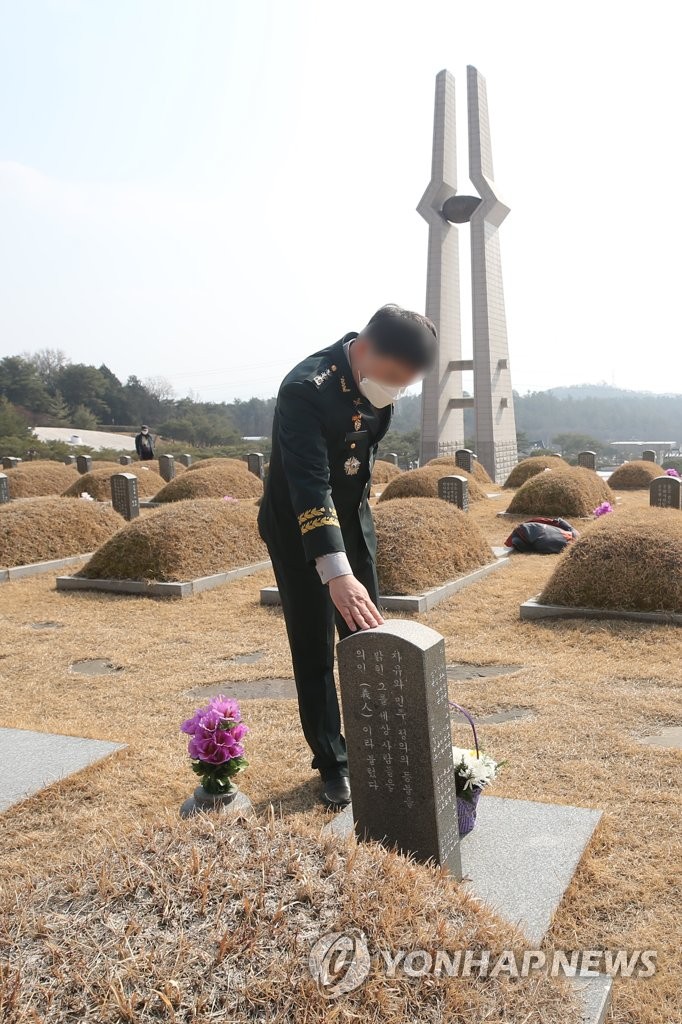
[361,304,437,372]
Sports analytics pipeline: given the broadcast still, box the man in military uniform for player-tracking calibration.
[257,305,437,808]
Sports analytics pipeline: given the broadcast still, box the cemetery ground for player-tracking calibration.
[0,489,680,1023]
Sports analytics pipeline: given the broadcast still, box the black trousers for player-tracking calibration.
[266,524,379,779]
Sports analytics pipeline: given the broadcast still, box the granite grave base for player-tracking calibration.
[56,559,272,598]
[520,595,682,626]
[261,549,512,614]
[0,726,125,812]
[0,552,94,583]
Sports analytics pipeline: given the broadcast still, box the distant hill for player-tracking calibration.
[543,383,682,401]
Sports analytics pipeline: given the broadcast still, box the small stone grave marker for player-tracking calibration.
[158,454,175,482]
[110,472,140,520]
[178,453,193,467]
[119,455,132,465]
[0,473,9,504]
[455,448,474,473]
[247,452,265,480]
[76,455,92,474]
[438,474,469,511]
[649,475,682,509]
[2,457,21,469]
[337,620,461,877]
[64,455,77,466]
[577,451,596,470]
[642,450,657,462]
[386,452,399,465]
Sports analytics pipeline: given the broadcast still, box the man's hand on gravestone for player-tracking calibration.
[328,574,384,632]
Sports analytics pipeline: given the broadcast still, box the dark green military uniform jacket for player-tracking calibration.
[257,333,392,565]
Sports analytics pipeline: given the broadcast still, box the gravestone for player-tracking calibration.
[2,457,21,470]
[386,452,399,466]
[336,620,462,877]
[119,455,132,465]
[438,474,469,511]
[577,451,596,470]
[76,455,92,474]
[642,450,656,463]
[110,472,140,520]
[178,453,193,467]
[649,475,682,509]
[455,448,474,473]
[158,454,175,482]
[0,473,9,504]
[247,452,265,480]
[64,455,77,466]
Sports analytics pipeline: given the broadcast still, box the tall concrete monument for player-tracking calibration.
[418,66,517,483]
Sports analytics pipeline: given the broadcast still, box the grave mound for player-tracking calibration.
[377,465,487,504]
[427,455,494,485]
[185,457,252,472]
[504,455,567,488]
[506,466,612,518]
[0,497,122,568]
[540,507,682,612]
[373,497,493,594]
[6,461,78,498]
[372,459,402,484]
[153,463,262,502]
[0,814,569,1024]
[62,465,164,500]
[608,460,662,489]
[76,498,267,582]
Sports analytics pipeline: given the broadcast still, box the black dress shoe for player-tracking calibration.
[321,774,351,808]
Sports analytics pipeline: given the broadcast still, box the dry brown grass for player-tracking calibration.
[377,465,487,504]
[427,455,494,486]
[0,487,680,1023]
[504,455,567,488]
[0,813,577,1024]
[506,466,613,518]
[608,460,663,490]
[0,497,123,567]
[186,457,251,472]
[153,464,263,502]
[62,465,164,500]
[371,459,402,484]
[6,461,78,498]
[373,497,493,594]
[77,499,267,582]
[540,507,682,612]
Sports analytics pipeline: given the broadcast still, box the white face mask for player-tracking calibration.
[357,376,406,408]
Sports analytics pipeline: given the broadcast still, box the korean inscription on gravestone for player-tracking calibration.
[0,473,9,504]
[577,451,596,470]
[76,455,92,474]
[455,448,474,474]
[110,473,140,520]
[337,621,461,878]
[650,475,682,509]
[438,475,469,512]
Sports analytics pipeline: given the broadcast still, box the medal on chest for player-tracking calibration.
[344,455,361,476]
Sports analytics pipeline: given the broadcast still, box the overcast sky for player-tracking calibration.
[1,1,681,402]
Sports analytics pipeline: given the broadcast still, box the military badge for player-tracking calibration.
[344,455,361,476]
[312,365,335,388]
[340,376,351,393]
[352,412,362,431]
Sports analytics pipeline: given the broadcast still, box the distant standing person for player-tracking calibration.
[135,425,155,461]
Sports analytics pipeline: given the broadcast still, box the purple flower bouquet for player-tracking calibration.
[180,695,249,796]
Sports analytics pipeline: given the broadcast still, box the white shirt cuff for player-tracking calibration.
[315,551,353,584]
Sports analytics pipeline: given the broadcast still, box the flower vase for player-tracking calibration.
[179,782,253,820]
[457,786,482,836]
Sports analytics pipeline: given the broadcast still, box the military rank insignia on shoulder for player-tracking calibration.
[311,363,337,389]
